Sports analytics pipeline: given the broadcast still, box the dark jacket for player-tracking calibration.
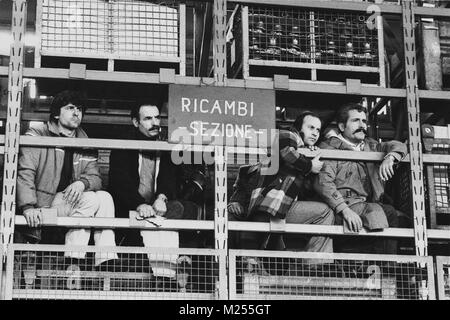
[108,129,184,218]
[314,135,407,215]
[229,164,260,218]
[248,128,313,219]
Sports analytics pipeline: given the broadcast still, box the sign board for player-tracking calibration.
[168,84,275,147]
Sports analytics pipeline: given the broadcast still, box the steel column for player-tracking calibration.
[402,0,428,256]
[0,0,26,301]
[1,0,26,260]
[213,0,228,300]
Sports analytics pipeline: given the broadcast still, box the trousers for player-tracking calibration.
[52,190,118,265]
[240,201,335,253]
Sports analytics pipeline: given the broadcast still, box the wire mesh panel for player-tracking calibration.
[231,4,384,83]
[39,0,181,60]
[6,244,223,300]
[425,142,450,228]
[229,250,435,300]
[41,0,109,54]
[112,1,179,57]
[436,256,450,300]
[245,6,378,66]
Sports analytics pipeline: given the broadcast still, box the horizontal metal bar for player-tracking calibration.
[15,135,404,161]
[249,59,379,73]
[5,134,450,163]
[419,90,450,101]
[228,221,415,238]
[415,6,450,18]
[12,290,215,300]
[229,249,434,263]
[19,136,214,152]
[14,135,450,163]
[22,68,406,98]
[423,154,450,164]
[14,215,450,240]
[0,111,135,126]
[15,215,214,231]
[228,0,402,14]
[41,50,181,64]
[10,243,223,256]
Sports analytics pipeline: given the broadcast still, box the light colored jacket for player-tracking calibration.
[17,121,101,211]
[314,134,407,214]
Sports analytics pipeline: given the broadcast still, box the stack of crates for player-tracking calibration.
[229,4,385,85]
[37,0,185,73]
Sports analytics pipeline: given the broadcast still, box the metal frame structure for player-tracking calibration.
[213,0,229,300]
[1,0,450,300]
[1,0,26,263]
[402,0,428,257]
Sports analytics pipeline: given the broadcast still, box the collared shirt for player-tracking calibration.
[138,151,161,202]
[336,134,365,151]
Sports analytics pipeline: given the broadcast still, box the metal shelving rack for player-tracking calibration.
[1,0,450,300]
[34,0,187,75]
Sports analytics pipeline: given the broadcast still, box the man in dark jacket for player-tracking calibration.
[247,112,334,253]
[314,103,407,254]
[108,100,200,276]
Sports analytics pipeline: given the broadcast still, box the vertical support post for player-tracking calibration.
[1,0,26,261]
[402,0,428,257]
[106,0,114,72]
[0,0,26,301]
[213,0,228,300]
[309,11,317,81]
[34,0,42,68]
[241,6,250,79]
[179,3,187,77]
[214,146,228,300]
[377,11,386,87]
[214,0,227,86]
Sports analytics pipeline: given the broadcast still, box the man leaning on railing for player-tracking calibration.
[314,103,407,254]
[247,111,335,255]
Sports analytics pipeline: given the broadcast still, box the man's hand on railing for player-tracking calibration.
[342,207,363,233]
[153,197,167,217]
[136,204,156,218]
[23,208,43,228]
[308,145,319,152]
[310,152,323,174]
[379,155,395,182]
[228,202,245,218]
